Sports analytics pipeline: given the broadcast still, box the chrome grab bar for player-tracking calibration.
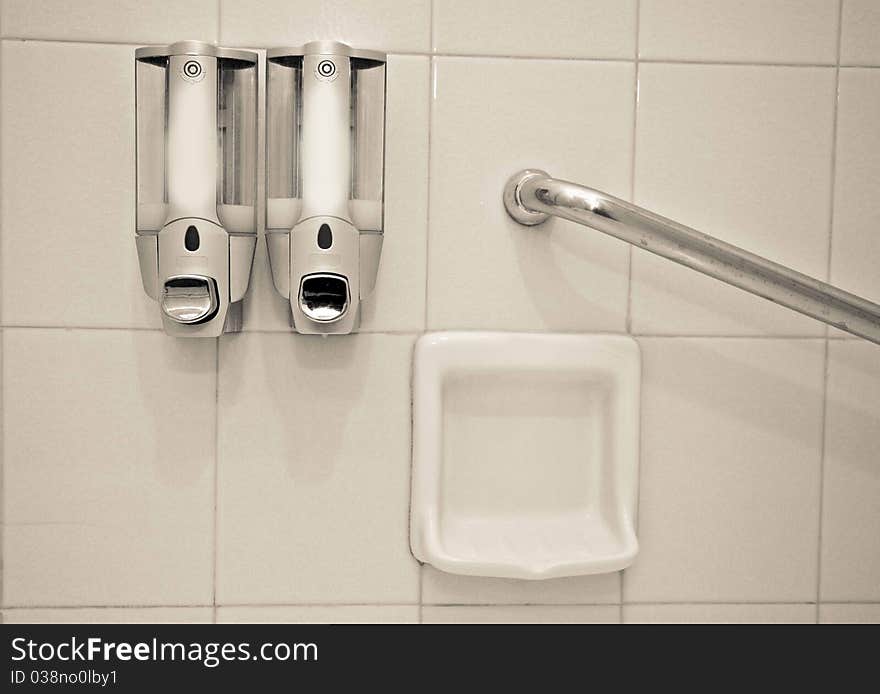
[503,169,880,345]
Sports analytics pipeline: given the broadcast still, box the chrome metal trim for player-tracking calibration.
[268,41,386,65]
[503,170,880,345]
[161,275,220,324]
[136,41,257,65]
[298,273,350,323]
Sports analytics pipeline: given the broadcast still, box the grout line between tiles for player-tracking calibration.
[620,600,819,607]
[817,338,831,619]
[423,57,436,333]
[242,329,426,336]
[815,0,844,621]
[0,37,146,46]
[0,324,163,332]
[635,57,840,69]
[373,53,853,68]
[212,0,224,629]
[621,2,641,620]
[419,3,435,626]
[3,604,217,611]
[217,602,619,608]
[625,0,640,337]
[212,338,220,617]
[0,326,854,340]
[0,37,875,70]
[3,603,423,612]
[365,53,878,69]
[0,325,426,336]
[396,601,813,608]
[816,0,843,622]
[632,334,832,340]
[9,600,872,610]
[213,603,422,609]
[825,0,844,290]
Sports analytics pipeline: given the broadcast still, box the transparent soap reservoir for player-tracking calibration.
[217,55,257,233]
[135,54,168,232]
[266,45,386,232]
[135,42,257,234]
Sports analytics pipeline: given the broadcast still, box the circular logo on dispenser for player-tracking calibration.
[315,59,337,81]
[180,59,205,83]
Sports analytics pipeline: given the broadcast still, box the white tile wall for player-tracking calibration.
[639,0,840,64]
[623,603,816,624]
[840,0,880,66]
[1,0,878,624]
[422,605,620,624]
[215,333,419,605]
[830,69,880,302]
[2,607,213,623]
[630,64,835,336]
[427,57,634,332]
[219,0,430,52]
[216,605,419,623]
[0,0,219,43]
[2,329,215,606]
[1,42,160,329]
[433,0,637,59]
[820,341,880,601]
[624,338,825,603]
[818,603,880,623]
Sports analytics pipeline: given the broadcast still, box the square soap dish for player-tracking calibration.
[410,332,640,580]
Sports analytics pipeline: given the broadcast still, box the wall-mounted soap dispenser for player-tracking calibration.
[135,41,258,336]
[266,41,386,334]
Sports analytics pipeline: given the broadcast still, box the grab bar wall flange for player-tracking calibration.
[503,169,880,345]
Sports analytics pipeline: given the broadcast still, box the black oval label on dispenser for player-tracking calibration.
[317,223,333,250]
[184,225,200,251]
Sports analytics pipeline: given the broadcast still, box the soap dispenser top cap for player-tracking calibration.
[136,40,257,66]
[267,40,386,64]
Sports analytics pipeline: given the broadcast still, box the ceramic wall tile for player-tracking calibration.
[433,0,636,59]
[624,338,825,603]
[2,329,215,606]
[830,69,880,305]
[639,0,839,64]
[219,0,430,53]
[428,58,633,332]
[1,42,162,329]
[0,0,218,43]
[631,64,835,336]
[215,333,419,604]
[820,341,880,601]
[623,603,815,624]
[840,0,880,65]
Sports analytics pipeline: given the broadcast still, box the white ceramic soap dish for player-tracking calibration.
[410,332,640,580]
